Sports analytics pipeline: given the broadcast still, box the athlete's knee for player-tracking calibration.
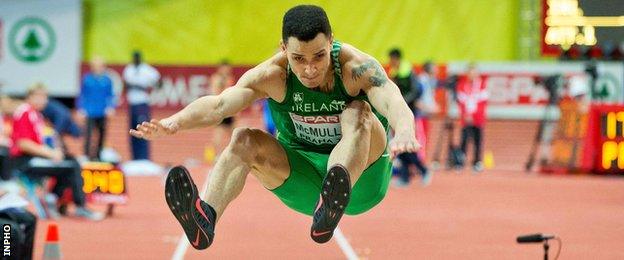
[346,100,372,113]
[229,127,271,161]
[342,100,373,132]
[229,127,260,155]
[230,127,263,146]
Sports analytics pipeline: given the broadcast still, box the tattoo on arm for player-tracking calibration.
[351,59,388,87]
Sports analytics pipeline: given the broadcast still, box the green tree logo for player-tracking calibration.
[592,73,621,103]
[9,17,56,63]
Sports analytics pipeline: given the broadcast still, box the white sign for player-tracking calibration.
[289,113,342,145]
[0,0,81,97]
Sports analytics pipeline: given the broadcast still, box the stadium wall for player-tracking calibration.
[83,0,519,65]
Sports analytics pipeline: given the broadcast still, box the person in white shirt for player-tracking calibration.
[416,61,439,117]
[122,51,161,160]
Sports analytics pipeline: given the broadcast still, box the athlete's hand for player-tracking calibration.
[389,131,421,158]
[129,119,179,140]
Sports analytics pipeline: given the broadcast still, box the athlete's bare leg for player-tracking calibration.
[202,127,290,221]
[163,127,289,249]
[327,100,387,184]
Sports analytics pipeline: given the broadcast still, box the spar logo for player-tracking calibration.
[9,17,56,63]
[291,114,340,124]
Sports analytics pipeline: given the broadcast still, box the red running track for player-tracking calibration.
[26,109,624,259]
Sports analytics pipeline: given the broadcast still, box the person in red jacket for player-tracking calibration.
[456,63,488,172]
[10,84,103,220]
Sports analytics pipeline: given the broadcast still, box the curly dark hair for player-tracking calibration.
[282,5,332,43]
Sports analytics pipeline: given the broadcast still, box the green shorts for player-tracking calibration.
[270,144,392,216]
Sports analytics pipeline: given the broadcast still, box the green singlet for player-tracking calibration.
[267,40,392,216]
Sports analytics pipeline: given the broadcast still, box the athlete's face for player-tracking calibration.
[282,33,333,88]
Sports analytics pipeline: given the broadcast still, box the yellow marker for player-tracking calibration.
[204,145,216,164]
[483,150,495,169]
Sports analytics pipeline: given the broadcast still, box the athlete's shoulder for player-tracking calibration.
[251,52,288,83]
[337,43,376,70]
[337,43,385,94]
[235,52,288,100]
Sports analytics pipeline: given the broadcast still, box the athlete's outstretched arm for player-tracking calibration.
[130,63,280,140]
[346,55,419,156]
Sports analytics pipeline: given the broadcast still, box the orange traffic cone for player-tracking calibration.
[42,223,61,260]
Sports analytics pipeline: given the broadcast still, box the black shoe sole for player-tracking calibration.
[165,166,214,250]
[310,164,351,243]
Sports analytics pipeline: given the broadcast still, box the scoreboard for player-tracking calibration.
[582,104,624,173]
[542,101,624,174]
[81,162,128,204]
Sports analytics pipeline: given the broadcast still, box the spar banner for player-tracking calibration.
[83,61,623,115]
[80,64,252,109]
[0,0,81,97]
[447,62,624,120]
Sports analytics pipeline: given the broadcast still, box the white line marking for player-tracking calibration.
[171,170,211,260]
[334,227,359,260]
